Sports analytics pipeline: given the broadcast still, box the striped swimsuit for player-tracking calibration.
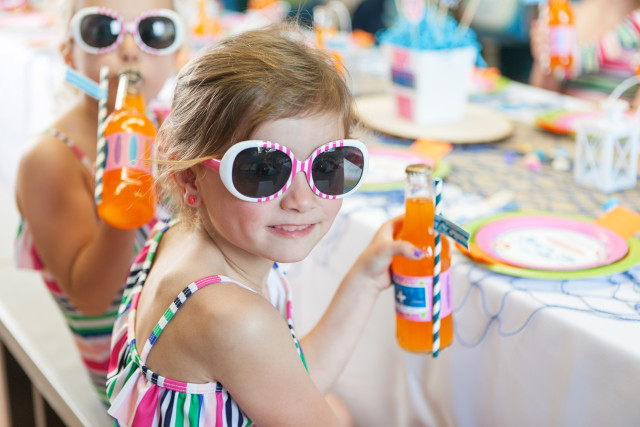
[106,219,306,426]
[14,129,157,405]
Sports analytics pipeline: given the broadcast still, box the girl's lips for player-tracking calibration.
[268,224,315,237]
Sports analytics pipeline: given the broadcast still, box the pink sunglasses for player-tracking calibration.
[201,139,369,202]
[70,7,185,55]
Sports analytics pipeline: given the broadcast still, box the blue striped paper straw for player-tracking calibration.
[432,178,443,357]
[94,66,109,205]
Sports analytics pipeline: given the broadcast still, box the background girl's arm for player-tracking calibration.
[16,136,138,315]
[299,217,420,393]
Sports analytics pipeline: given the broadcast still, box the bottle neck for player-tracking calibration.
[115,73,146,113]
[405,172,433,201]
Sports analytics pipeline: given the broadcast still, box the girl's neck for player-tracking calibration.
[196,223,273,296]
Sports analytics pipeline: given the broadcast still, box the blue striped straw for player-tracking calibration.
[94,66,109,205]
[432,178,443,357]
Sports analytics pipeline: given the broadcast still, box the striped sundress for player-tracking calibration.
[563,10,640,100]
[14,128,157,405]
[106,219,307,426]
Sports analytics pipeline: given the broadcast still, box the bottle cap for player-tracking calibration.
[405,163,432,175]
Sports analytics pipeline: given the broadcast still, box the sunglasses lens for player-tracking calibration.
[138,16,177,50]
[80,14,120,48]
[232,148,292,199]
[312,147,365,196]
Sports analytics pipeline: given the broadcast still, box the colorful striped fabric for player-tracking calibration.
[107,220,306,426]
[13,129,156,405]
[564,10,640,100]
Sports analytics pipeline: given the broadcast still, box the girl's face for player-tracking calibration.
[65,0,180,108]
[198,113,346,264]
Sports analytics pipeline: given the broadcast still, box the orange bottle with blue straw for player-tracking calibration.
[392,164,452,353]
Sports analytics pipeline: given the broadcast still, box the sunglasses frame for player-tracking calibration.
[70,6,185,55]
[201,139,369,202]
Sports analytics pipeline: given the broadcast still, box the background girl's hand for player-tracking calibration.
[351,215,422,292]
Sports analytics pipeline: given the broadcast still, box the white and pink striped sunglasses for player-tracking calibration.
[70,7,185,55]
[201,140,369,202]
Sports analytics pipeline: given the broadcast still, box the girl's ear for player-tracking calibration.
[60,37,75,68]
[174,167,198,194]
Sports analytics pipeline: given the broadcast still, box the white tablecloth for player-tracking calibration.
[285,190,640,427]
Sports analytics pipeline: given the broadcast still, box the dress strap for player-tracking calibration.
[138,275,257,362]
[45,128,95,173]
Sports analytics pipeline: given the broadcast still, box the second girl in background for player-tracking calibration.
[14,0,184,403]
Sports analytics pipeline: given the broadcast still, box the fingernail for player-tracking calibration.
[413,248,423,258]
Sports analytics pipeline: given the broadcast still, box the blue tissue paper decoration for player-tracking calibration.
[378,8,486,66]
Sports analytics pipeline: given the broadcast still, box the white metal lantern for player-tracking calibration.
[574,100,639,194]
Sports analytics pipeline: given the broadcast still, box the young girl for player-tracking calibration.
[14,0,185,404]
[106,25,423,425]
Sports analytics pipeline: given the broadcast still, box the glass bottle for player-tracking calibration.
[392,164,453,353]
[547,0,575,74]
[97,69,156,229]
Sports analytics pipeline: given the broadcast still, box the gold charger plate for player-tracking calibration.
[355,95,515,143]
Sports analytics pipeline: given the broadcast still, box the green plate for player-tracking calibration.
[460,211,640,280]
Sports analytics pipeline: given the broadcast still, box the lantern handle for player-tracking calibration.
[604,75,640,121]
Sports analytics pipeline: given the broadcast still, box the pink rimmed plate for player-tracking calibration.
[475,215,629,271]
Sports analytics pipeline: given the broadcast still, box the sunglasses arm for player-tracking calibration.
[201,158,221,172]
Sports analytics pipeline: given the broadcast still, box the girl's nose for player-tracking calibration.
[119,33,139,62]
[279,172,316,212]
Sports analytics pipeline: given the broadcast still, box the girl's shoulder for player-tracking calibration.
[16,132,93,204]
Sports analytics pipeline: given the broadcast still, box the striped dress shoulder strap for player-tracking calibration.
[44,128,95,173]
[138,275,256,362]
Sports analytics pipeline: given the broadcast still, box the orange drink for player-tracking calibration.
[97,70,156,229]
[392,165,452,353]
[547,0,575,74]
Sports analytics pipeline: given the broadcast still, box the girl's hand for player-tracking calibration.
[350,215,422,292]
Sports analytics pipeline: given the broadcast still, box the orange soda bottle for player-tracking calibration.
[392,164,452,353]
[97,70,156,229]
[547,0,575,75]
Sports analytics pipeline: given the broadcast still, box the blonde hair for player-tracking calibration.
[157,23,357,222]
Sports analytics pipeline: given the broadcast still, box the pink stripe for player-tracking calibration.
[31,245,44,270]
[286,300,293,320]
[43,277,61,293]
[108,333,128,372]
[131,384,161,427]
[161,377,189,392]
[83,356,108,371]
[202,398,217,426]
[216,392,224,427]
[631,11,640,32]
[195,275,222,289]
[131,292,141,309]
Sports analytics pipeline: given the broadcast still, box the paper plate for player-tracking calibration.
[535,109,639,135]
[355,95,515,143]
[475,215,629,271]
[360,147,451,192]
[458,211,640,280]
